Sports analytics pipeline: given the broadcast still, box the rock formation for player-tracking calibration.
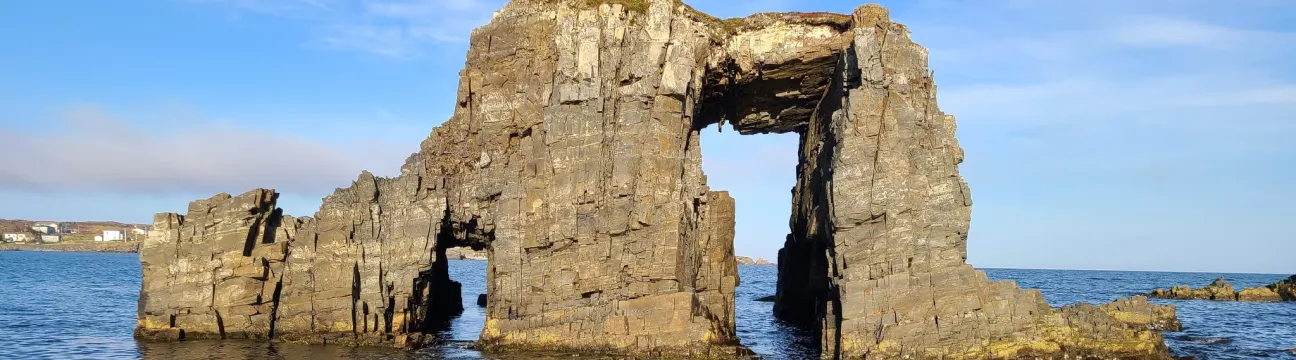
[1148,277,1238,301]
[1150,275,1296,302]
[445,247,488,260]
[136,0,1179,358]
[735,256,773,265]
[1097,296,1182,332]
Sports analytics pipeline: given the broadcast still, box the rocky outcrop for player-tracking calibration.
[1099,296,1182,332]
[1149,276,1295,302]
[735,256,773,265]
[445,247,488,260]
[137,0,1177,358]
[1149,277,1237,301]
[1240,275,1296,302]
[136,190,296,342]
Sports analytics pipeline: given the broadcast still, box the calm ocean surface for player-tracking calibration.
[1,251,1292,359]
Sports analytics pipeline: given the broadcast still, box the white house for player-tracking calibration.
[36,222,66,233]
[3,233,31,243]
[31,225,54,234]
[94,235,103,242]
[39,235,62,243]
[101,230,125,242]
[131,228,149,236]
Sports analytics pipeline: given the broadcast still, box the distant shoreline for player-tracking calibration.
[0,242,140,254]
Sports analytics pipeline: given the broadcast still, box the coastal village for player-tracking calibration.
[0,220,149,248]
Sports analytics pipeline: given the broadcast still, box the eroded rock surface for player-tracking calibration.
[1151,275,1296,302]
[137,0,1177,358]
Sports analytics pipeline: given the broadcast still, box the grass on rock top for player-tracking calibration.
[585,0,650,13]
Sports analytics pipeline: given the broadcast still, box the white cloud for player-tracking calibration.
[0,104,405,195]
[1105,16,1296,49]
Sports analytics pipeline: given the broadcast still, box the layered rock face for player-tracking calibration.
[136,190,291,342]
[1150,276,1296,302]
[137,0,1177,358]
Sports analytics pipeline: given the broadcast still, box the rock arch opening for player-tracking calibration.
[429,210,493,343]
[691,16,851,353]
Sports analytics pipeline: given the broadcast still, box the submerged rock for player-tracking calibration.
[135,0,1179,358]
[1150,275,1296,302]
[754,295,775,302]
[1178,336,1231,345]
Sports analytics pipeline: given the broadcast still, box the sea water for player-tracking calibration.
[1,251,1292,359]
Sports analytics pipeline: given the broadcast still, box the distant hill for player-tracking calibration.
[0,219,150,239]
[735,256,774,265]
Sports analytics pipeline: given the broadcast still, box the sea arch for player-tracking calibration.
[136,1,1176,359]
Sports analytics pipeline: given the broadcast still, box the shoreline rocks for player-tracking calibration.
[1148,276,1296,302]
[0,241,140,253]
[734,256,773,265]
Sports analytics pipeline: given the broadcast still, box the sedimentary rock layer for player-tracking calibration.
[1149,276,1296,302]
[137,0,1178,358]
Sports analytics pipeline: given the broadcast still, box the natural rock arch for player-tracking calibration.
[136,1,1178,358]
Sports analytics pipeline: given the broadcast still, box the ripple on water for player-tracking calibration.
[1,252,1293,359]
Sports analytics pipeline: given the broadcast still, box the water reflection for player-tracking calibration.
[137,340,644,360]
[3,252,1292,360]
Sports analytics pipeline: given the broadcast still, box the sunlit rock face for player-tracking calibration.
[136,0,1177,358]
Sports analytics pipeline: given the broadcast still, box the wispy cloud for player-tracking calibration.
[189,0,339,17]
[190,0,502,58]
[1106,16,1295,49]
[0,104,404,195]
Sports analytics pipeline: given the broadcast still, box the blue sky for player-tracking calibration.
[2,0,1292,274]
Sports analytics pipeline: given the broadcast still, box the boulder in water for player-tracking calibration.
[735,256,775,266]
[1150,275,1296,302]
[477,294,488,307]
[1148,276,1237,301]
